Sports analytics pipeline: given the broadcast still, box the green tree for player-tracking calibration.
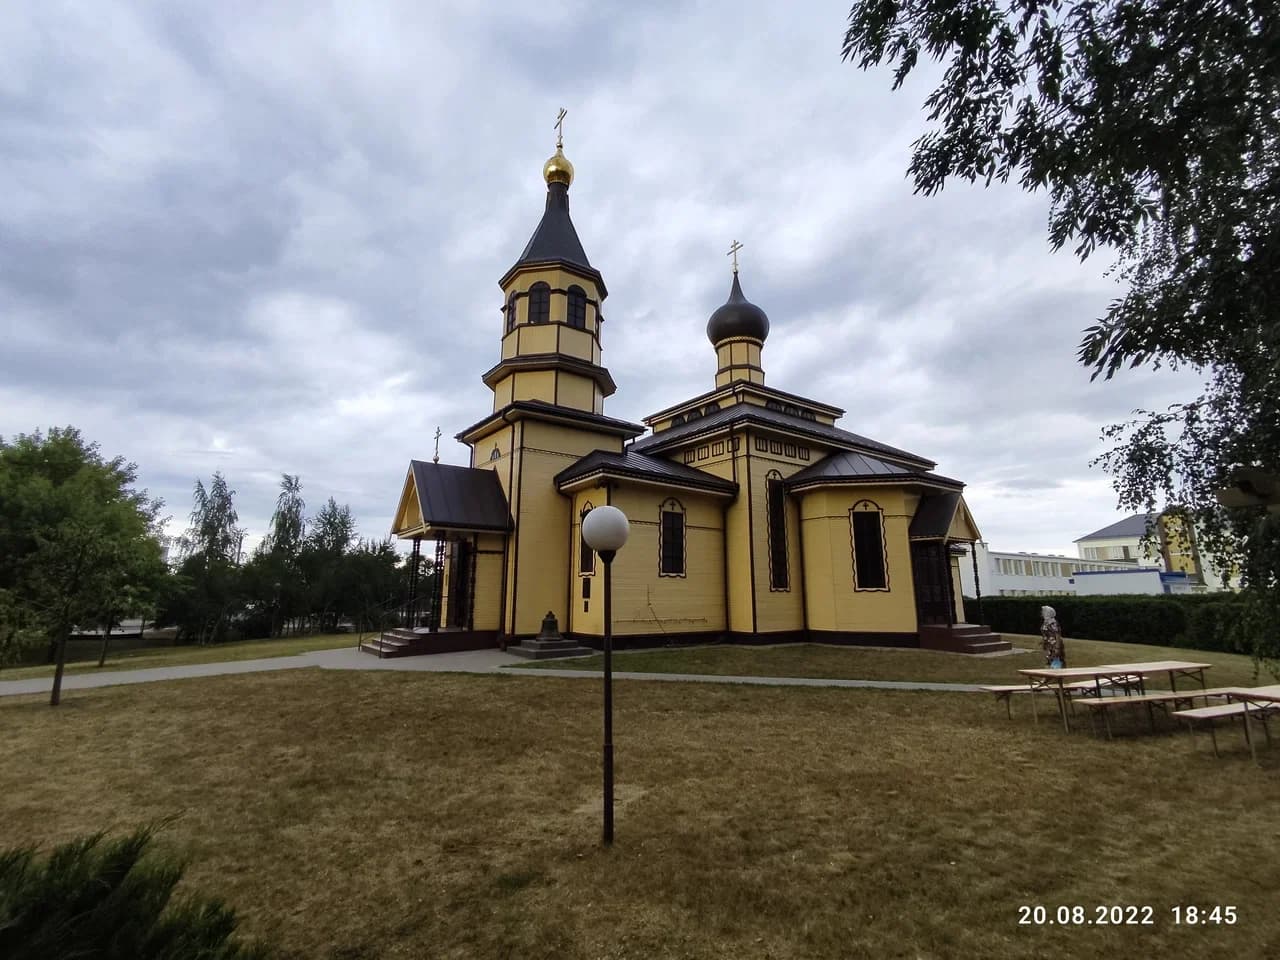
[0,428,166,702]
[164,473,246,645]
[842,0,1279,663]
[260,474,305,561]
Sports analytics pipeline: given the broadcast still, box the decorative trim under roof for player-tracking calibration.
[457,400,645,445]
[642,381,845,425]
[632,404,933,470]
[555,450,738,497]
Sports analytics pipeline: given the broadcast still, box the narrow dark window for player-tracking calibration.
[770,440,783,455]
[529,282,550,324]
[851,503,888,590]
[767,473,789,590]
[766,400,783,411]
[703,402,720,414]
[672,414,686,426]
[712,441,725,456]
[506,293,518,333]
[567,285,587,329]
[755,436,768,452]
[659,499,686,576]
[683,449,695,464]
[579,504,595,574]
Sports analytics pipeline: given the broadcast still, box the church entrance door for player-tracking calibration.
[447,539,474,629]
[911,541,955,626]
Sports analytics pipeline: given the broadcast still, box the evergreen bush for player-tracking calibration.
[0,825,269,960]
[964,594,1249,652]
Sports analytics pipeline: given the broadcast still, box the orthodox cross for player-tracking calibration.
[727,239,743,274]
[555,107,567,149]
[432,426,442,464]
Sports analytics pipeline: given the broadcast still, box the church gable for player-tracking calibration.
[391,460,511,538]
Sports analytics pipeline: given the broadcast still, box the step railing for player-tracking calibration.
[354,594,409,658]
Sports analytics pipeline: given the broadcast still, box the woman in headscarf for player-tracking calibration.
[1040,605,1066,668]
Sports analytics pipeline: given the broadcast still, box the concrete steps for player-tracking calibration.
[918,623,1011,655]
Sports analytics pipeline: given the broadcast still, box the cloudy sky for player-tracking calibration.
[1,1,1204,557]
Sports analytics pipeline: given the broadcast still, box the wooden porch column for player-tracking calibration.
[970,541,985,625]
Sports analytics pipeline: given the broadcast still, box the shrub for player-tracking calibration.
[1181,601,1250,653]
[0,825,270,960]
[964,594,1249,652]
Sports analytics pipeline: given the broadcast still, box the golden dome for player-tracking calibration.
[543,145,574,187]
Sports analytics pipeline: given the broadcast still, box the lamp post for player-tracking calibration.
[581,504,629,846]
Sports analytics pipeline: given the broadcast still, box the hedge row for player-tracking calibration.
[962,595,1250,653]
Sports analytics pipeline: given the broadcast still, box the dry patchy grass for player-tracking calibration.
[519,637,1278,688]
[1,670,1277,959]
[0,633,357,681]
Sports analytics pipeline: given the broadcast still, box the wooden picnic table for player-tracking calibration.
[1017,661,1214,733]
[1215,684,1280,762]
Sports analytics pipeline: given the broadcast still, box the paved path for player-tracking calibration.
[0,646,985,698]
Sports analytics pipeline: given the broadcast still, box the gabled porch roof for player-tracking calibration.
[391,461,511,539]
[909,491,982,542]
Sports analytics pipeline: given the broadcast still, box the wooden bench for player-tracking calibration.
[1172,701,1279,758]
[1075,688,1235,739]
[981,676,1145,722]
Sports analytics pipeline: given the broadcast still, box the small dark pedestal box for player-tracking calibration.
[508,611,595,660]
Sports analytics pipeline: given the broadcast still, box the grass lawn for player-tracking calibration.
[1,669,1276,959]
[514,635,1279,688]
[0,633,358,681]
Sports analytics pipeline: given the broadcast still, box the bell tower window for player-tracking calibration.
[529,283,550,324]
[567,285,587,329]
[506,293,518,333]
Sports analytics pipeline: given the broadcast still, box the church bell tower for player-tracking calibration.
[458,112,643,640]
[483,115,617,416]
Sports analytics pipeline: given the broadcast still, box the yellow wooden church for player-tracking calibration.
[368,134,1004,658]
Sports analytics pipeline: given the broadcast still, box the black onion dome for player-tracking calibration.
[706,273,770,345]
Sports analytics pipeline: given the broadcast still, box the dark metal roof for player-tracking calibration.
[1075,513,1156,542]
[457,400,646,444]
[631,403,933,469]
[643,381,844,424]
[409,461,511,532]
[909,491,963,539]
[785,450,961,490]
[707,273,770,344]
[500,182,605,294]
[555,449,738,494]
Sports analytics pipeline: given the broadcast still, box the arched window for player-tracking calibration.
[528,283,551,324]
[489,446,501,461]
[703,402,720,415]
[506,292,518,333]
[850,500,888,591]
[567,285,587,329]
[659,498,686,577]
[579,502,595,575]
[766,470,789,591]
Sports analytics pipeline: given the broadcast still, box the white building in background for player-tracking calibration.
[954,542,1188,598]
